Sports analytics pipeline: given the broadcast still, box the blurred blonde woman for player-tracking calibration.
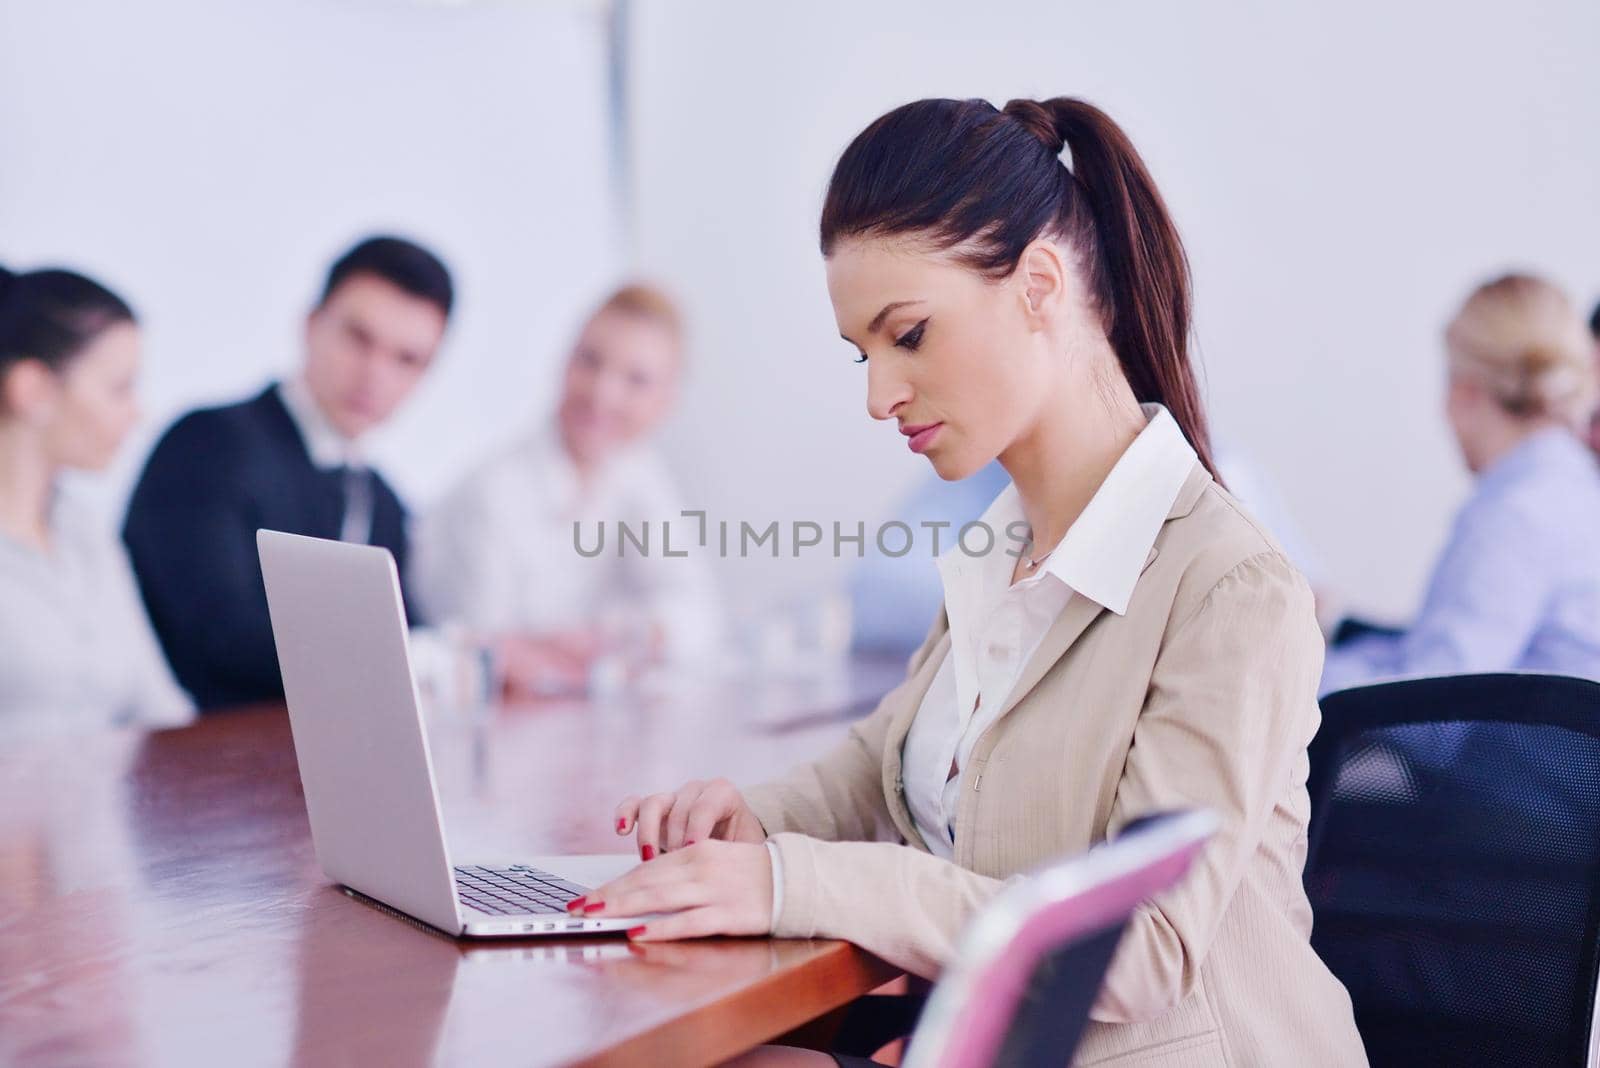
[1322,273,1600,694]
[413,283,719,697]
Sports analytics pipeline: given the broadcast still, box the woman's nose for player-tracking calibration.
[865,359,911,422]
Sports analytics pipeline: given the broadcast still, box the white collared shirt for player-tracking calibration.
[277,376,365,470]
[411,425,721,661]
[0,489,193,739]
[901,404,1198,858]
[276,377,372,544]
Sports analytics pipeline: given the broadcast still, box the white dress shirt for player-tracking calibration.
[0,489,193,739]
[901,404,1198,857]
[276,377,372,544]
[411,427,721,662]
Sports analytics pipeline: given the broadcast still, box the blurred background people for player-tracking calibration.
[413,283,719,698]
[122,235,453,711]
[1321,273,1600,695]
[1588,300,1600,457]
[0,266,191,738]
[850,446,1331,658]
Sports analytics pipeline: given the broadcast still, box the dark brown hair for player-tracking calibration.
[320,234,454,319]
[819,97,1219,481]
[0,266,135,377]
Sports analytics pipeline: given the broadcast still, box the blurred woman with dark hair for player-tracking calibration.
[0,266,191,737]
[574,98,1365,1065]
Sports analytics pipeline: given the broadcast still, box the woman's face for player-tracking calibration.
[557,309,680,469]
[825,236,1084,480]
[40,321,143,471]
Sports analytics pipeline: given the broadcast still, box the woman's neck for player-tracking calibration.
[0,425,56,551]
[999,361,1147,560]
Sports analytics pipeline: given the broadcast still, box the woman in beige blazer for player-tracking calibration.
[575,96,1367,1066]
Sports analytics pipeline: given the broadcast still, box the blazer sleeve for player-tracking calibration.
[122,415,282,707]
[765,832,1008,979]
[1093,550,1324,1023]
[744,612,946,844]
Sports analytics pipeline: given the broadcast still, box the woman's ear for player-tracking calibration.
[1015,238,1069,328]
[0,359,58,424]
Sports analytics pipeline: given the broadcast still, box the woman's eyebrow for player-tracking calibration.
[841,299,926,346]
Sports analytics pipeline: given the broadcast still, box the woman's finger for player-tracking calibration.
[627,904,728,942]
[613,795,641,837]
[663,781,705,852]
[633,793,674,859]
[582,867,709,920]
[683,780,738,844]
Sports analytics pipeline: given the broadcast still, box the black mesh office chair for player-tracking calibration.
[1305,673,1600,1067]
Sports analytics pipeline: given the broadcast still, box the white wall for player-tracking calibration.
[629,0,1600,619]
[0,0,619,514]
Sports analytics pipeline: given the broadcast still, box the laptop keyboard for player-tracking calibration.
[453,864,591,916]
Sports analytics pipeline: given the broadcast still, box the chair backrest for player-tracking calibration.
[1306,673,1600,1067]
[902,810,1217,1068]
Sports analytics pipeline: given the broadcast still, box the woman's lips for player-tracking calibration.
[904,423,943,454]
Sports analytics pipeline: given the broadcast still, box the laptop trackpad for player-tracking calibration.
[522,854,639,891]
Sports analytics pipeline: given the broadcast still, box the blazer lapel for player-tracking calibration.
[992,587,1111,723]
[992,464,1210,724]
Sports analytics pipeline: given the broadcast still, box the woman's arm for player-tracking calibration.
[764,834,1007,978]
[743,613,946,843]
[1093,551,1323,1022]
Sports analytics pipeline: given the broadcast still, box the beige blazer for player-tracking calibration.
[744,464,1368,1067]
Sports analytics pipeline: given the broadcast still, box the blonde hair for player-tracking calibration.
[1445,273,1598,429]
[590,282,684,352]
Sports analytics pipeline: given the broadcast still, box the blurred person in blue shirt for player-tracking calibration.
[1588,299,1600,458]
[1321,273,1600,696]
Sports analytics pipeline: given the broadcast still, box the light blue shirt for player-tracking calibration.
[1321,428,1600,695]
[850,462,1013,655]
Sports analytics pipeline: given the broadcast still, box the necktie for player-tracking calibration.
[339,466,374,545]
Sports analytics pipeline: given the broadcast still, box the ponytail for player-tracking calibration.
[1039,99,1218,482]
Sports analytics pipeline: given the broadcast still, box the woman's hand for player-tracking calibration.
[566,839,774,941]
[495,630,600,699]
[614,778,766,860]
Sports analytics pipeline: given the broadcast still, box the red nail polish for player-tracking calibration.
[616,818,627,833]
[627,926,647,938]
[641,844,656,861]
[684,839,697,847]
[583,902,606,915]
[566,896,587,913]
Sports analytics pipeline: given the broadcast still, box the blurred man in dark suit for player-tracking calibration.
[124,235,452,710]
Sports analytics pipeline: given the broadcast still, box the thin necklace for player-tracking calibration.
[1025,546,1054,570]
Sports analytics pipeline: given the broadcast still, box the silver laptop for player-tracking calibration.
[258,529,651,938]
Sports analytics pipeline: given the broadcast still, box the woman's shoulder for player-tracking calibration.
[1156,476,1313,619]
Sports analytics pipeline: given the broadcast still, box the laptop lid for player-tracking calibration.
[258,529,462,934]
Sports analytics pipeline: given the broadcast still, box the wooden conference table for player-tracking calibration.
[0,660,907,1067]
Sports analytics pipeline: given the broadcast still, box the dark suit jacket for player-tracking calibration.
[123,384,413,711]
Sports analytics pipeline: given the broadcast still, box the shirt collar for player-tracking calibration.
[1479,425,1596,492]
[942,404,1198,616]
[277,376,364,471]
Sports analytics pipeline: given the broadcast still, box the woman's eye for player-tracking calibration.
[894,319,928,351]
